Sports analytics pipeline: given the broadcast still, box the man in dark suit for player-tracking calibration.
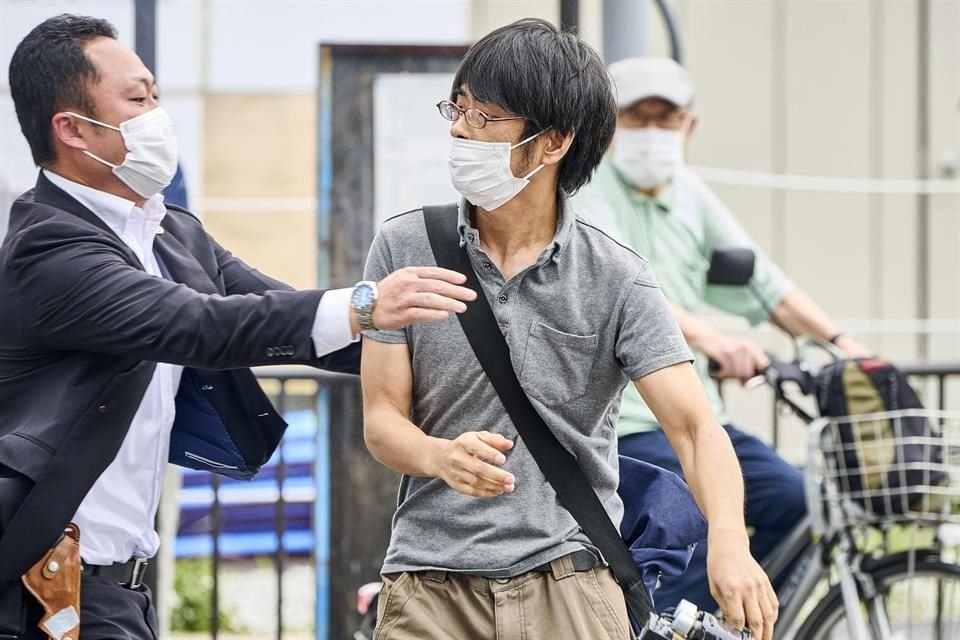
[0,14,475,639]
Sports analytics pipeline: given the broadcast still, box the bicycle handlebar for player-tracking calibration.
[640,600,752,640]
[707,352,820,424]
[761,355,816,395]
[707,354,813,392]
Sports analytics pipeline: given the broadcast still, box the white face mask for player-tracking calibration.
[610,127,684,190]
[447,132,545,211]
[68,107,179,199]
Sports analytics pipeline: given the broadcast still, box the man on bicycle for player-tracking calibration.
[573,56,872,614]
[360,21,777,640]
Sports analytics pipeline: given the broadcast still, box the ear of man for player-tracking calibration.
[540,128,576,166]
[50,113,90,153]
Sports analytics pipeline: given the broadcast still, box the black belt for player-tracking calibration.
[533,548,600,573]
[81,557,148,589]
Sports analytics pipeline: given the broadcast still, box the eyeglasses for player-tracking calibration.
[436,99,526,129]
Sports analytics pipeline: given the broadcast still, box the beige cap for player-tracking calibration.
[608,57,695,109]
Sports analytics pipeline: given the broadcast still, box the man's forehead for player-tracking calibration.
[453,85,477,102]
[453,86,507,113]
[84,36,154,86]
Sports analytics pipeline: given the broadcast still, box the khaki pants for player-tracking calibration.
[374,553,633,640]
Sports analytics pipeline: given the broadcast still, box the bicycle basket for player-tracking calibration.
[807,409,960,530]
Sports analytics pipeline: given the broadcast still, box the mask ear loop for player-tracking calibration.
[65,111,121,132]
[510,129,545,150]
[521,163,547,181]
[514,129,550,181]
[65,112,123,169]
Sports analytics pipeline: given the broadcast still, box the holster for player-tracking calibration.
[20,523,81,640]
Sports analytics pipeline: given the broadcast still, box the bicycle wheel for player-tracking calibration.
[794,548,960,640]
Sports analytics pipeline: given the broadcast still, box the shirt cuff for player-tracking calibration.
[311,287,359,357]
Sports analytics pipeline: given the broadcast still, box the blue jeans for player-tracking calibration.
[619,425,806,613]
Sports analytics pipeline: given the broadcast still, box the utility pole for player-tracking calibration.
[134,0,161,610]
[560,0,579,32]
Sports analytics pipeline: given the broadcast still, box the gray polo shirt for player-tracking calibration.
[364,198,693,577]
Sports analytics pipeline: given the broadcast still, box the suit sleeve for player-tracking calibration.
[208,231,360,375]
[209,234,294,295]
[10,220,324,369]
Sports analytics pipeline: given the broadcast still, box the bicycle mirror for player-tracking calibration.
[707,248,756,286]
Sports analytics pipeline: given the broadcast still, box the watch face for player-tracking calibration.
[351,284,375,309]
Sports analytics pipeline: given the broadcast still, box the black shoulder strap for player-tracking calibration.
[422,204,656,626]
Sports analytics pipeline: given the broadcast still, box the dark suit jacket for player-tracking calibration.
[0,173,360,581]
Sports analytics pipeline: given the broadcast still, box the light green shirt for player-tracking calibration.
[573,159,793,435]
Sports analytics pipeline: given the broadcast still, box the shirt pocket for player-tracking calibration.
[519,321,599,405]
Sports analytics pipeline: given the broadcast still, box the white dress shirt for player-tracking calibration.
[43,170,357,564]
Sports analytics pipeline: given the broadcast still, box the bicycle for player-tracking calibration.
[701,244,960,638]
[749,345,960,639]
[351,353,959,640]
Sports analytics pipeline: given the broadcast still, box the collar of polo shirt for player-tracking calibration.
[456,197,574,262]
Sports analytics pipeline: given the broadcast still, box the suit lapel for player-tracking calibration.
[34,171,219,295]
[153,221,220,294]
[33,172,145,270]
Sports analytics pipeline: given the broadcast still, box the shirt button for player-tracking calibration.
[498,294,508,304]
[494,577,510,584]
[482,261,492,270]
[97,404,109,414]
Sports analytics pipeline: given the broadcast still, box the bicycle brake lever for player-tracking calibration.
[667,601,752,640]
[699,612,752,640]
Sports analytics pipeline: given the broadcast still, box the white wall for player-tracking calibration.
[0,0,470,234]
[649,0,960,456]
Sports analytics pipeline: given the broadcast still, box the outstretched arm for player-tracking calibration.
[635,362,778,640]
[771,289,871,357]
[667,300,769,381]
[666,291,871,382]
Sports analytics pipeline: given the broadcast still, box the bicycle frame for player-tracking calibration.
[762,518,898,639]
[760,419,893,639]
[761,518,819,637]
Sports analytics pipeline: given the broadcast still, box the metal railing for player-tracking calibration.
[178,366,357,640]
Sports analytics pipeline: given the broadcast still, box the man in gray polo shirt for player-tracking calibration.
[360,19,777,640]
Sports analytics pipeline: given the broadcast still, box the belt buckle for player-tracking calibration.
[127,557,148,589]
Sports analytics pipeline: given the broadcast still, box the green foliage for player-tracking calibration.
[171,557,243,632]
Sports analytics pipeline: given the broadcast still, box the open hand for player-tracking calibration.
[428,431,515,498]
[372,267,477,330]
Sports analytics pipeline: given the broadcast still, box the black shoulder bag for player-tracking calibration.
[422,204,656,628]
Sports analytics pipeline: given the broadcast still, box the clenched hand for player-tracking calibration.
[702,334,769,383]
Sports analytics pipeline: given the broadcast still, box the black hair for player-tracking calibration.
[8,14,118,166]
[451,18,616,194]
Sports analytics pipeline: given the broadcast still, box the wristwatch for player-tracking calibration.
[828,331,848,345]
[350,280,379,332]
